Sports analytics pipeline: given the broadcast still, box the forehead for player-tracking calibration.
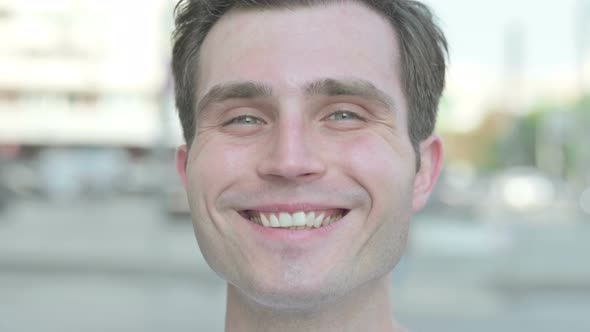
[197,2,404,107]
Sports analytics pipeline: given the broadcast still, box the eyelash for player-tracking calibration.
[326,110,365,121]
[222,109,365,127]
[223,115,266,126]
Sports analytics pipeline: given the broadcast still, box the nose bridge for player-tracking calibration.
[275,114,308,159]
[257,110,325,180]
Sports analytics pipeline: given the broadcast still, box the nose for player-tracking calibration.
[256,117,326,182]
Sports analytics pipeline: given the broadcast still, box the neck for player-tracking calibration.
[225,274,403,332]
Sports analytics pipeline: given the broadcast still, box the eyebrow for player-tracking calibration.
[196,78,395,113]
[197,81,273,112]
[304,78,396,110]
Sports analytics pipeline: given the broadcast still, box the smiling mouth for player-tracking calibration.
[239,209,349,230]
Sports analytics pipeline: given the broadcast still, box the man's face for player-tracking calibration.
[177,2,440,308]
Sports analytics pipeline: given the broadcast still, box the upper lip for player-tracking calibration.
[238,203,348,214]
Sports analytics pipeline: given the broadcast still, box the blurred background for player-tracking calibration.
[0,0,588,331]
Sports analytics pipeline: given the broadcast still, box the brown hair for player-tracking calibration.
[172,0,447,166]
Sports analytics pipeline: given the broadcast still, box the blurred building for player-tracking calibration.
[0,0,183,199]
[0,0,181,150]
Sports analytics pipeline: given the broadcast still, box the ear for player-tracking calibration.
[412,135,443,212]
[176,145,189,188]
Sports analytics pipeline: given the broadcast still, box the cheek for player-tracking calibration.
[190,140,253,194]
[339,133,413,184]
[185,141,256,276]
[184,139,255,231]
[336,133,416,210]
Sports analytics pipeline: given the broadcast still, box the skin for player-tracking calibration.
[176,2,442,332]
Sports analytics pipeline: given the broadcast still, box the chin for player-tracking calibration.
[247,286,340,312]
[233,268,356,311]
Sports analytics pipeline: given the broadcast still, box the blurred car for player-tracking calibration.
[480,167,576,223]
[491,167,556,211]
[0,164,7,210]
[579,187,590,216]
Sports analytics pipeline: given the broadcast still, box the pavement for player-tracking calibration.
[0,196,589,331]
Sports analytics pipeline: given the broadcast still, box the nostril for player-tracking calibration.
[257,162,325,181]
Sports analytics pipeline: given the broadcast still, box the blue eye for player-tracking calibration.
[327,111,363,121]
[224,115,265,126]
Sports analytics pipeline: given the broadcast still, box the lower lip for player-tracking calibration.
[241,213,349,241]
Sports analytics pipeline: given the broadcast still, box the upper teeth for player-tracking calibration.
[248,211,343,229]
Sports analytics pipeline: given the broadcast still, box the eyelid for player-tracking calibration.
[322,102,369,119]
[222,114,266,126]
[326,110,365,120]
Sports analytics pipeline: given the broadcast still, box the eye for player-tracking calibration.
[223,115,266,126]
[326,110,364,121]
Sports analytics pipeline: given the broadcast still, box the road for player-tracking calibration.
[0,196,588,331]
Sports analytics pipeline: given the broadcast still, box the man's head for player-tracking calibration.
[173,0,447,166]
[173,0,446,311]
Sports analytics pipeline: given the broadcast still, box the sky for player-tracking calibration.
[425,0,581,80]
[422,0,587,131]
